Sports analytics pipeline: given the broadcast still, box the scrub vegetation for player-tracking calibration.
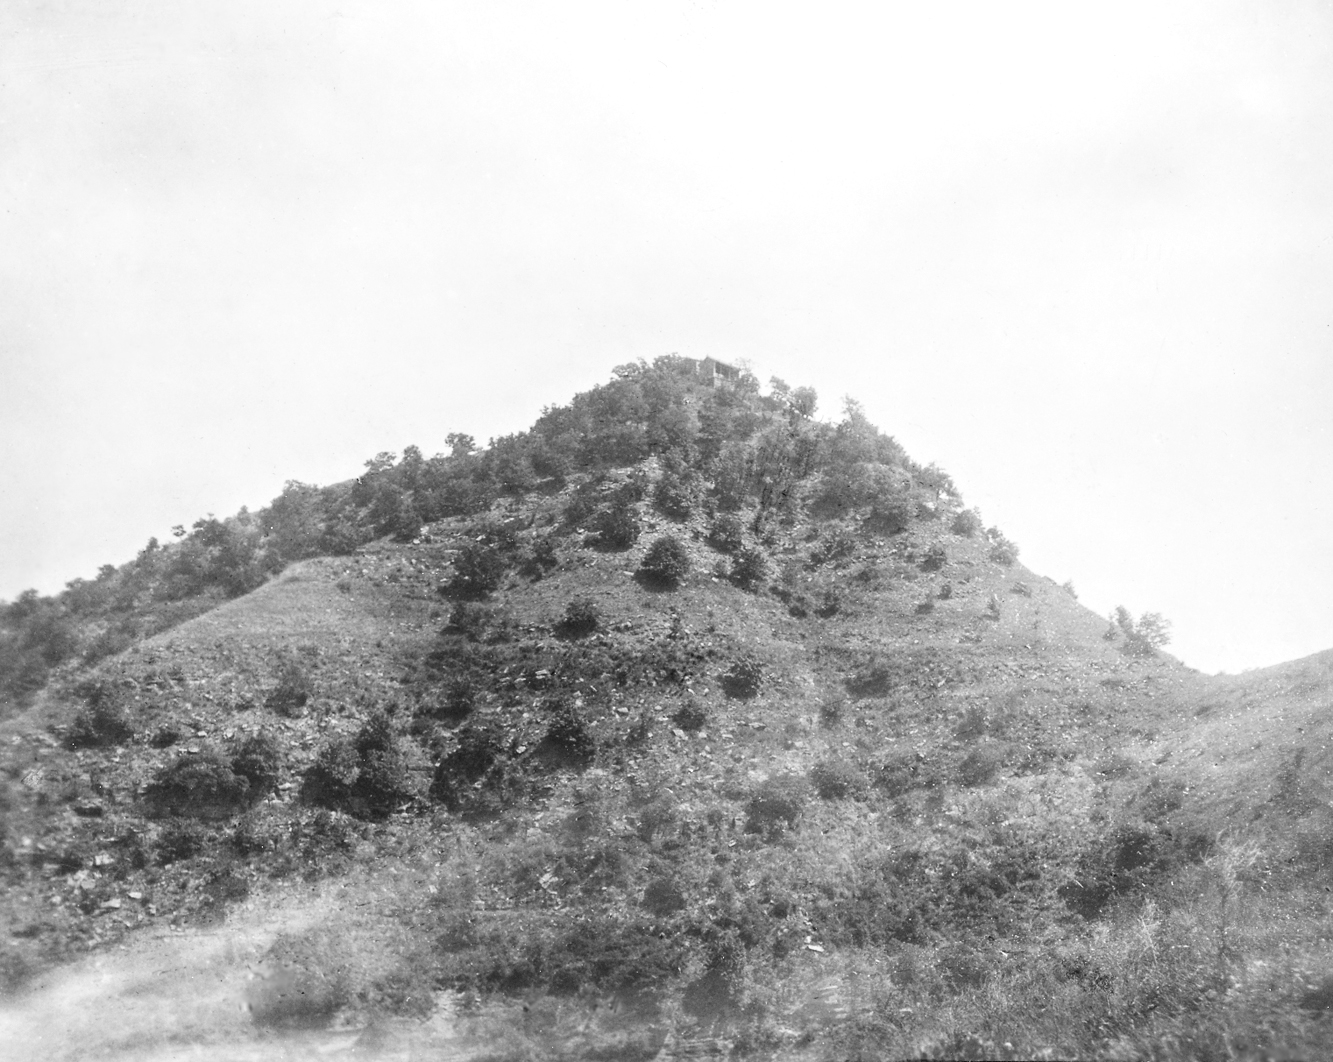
[2,356,1330,1060]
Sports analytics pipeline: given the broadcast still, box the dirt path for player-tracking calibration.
[0,889,365,1061]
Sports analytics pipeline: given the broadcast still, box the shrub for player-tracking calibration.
[156,819,209,864]
[558,597,600,637]
[873,751,936,797]
[721,655,763,699]
[445,601,494,640]
[865,494,914,534]
[305,739,361,809]
[809,528,858,567]
[419,680,475,726]
[745,774,808,837]
[813,588,842,618]
[671,699,708,732]
[642,877,687,916]
[653,463,699,520]
[430,725,508,812]
[303,712,415,820]
[986,527,1019,566]
[537,705,596,770]
[66,689,134,749]
[1058,821,1212,919]
[519,536,559,579]
[445,543,508,599]
[707,513,745,554]
[921,542,947,572]
[809,759,868,800]
[593,501,641,550]
[951,508,983,537]
[954,704,989,741]
[143,751,253,820]
[230,731,282,797]
[957,742,1006,787]
[847,649,970,698]
[639,535,691,588]
[265,654,314,718]
[819,696,846,727]
[729,546,768,591]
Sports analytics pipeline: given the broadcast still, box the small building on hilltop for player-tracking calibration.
[665,354,742,388]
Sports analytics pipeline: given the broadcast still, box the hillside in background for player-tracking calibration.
[1,357,1332,1061]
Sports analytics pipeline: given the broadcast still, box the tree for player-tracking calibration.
[1111,606,1172,657]
[446,433,475,458]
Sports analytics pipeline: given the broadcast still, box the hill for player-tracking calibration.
[1,357,1331,1061]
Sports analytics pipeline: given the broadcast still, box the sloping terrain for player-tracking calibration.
[2,360,1332,1061]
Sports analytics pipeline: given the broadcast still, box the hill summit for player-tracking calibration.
[2,357,1332,1061]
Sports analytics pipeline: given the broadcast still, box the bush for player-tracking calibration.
[809,759,867,800]
[951,508,983,537]
[721,655,763,700]
[156,819,209,864]
[746,774,808,837]
[814,588,842,618]
[537,705,596,769]
[265,654,314,718]
[1059,821,1212,919]
[445,543,508,599]
[230,731,282,797]
[445,601,494,641]
[729,546,768,591]
[819,696,846,727]
[873,751,936,797]
[519,536,559,579]
[423,680,475,725]
[639,535,691,588]
[653,463,699,520]
[593,502,641,551]
[986,527,1019,566]
[865,494,914,534]
[957,742,1006,787]
[144,751,253,820]
[558,597,600,637]
[707,513,745,554]
[66,688,134,749]
[303,712,415,820]
[671,699,708,732]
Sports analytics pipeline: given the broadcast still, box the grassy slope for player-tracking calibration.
[2,477,1332,1060]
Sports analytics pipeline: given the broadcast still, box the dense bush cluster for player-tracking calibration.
[143,746,267,821]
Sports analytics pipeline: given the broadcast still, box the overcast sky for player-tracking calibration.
[1,1,1330,675]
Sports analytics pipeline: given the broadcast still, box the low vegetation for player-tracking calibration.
[9,355,1318,1062]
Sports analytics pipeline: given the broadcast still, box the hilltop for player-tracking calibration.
[1,357,1331,1061]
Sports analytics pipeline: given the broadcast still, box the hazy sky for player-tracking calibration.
[2,1,1330,675]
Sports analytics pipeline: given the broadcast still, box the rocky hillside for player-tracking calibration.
[1,359,1331,1061]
